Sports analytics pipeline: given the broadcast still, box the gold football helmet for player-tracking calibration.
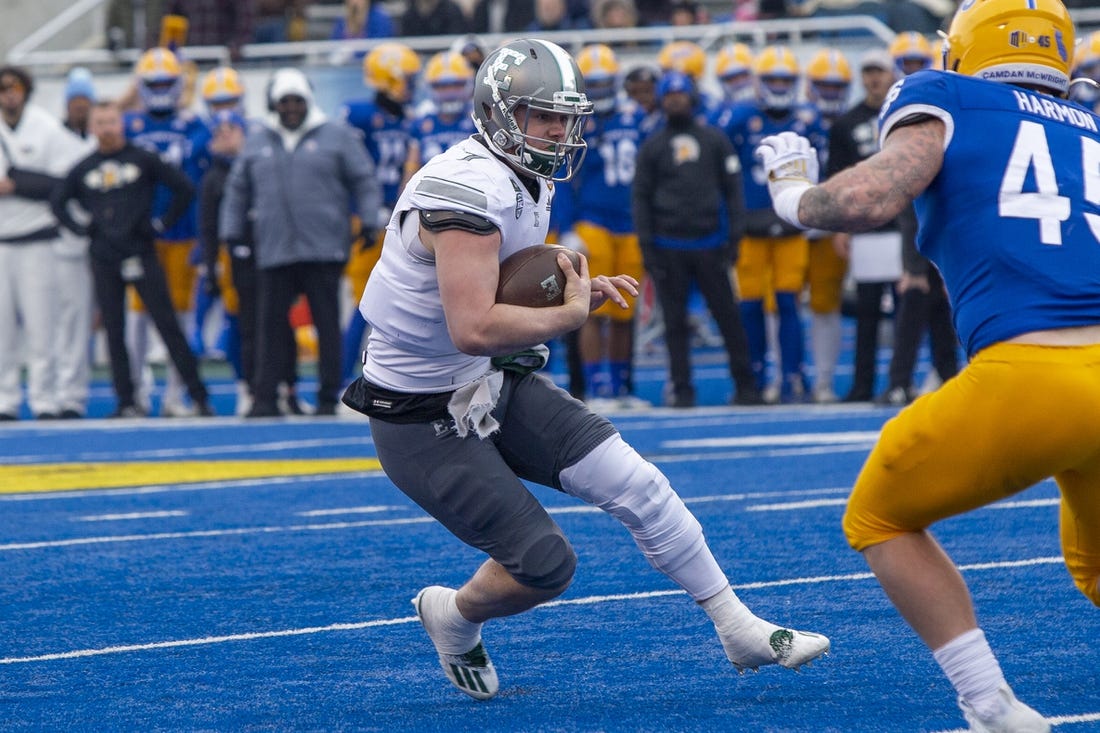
[363,42,422,102]
[753,45,800,111]
[889,31,934,76]
[715,43,755,102]
[805,48,852,116]
[424,50,473,116]
[577,44,621,113]
[200,66,244,113]
[657,40,706,81]
[135,47,183,112]
[944,0,1074,96]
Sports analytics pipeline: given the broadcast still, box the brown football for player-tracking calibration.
[495,244,582,307]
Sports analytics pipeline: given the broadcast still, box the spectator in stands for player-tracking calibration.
[167,0,254,60]
[0,65,89,421]
[330,0,394,40]
[399,0,469,36]
[528,0,590,31]
[669,0,709,25]
[106,0,167,50]
[590,0,637,28]
[254,0,312,43]
[221,68,381,417]
[469,0,535,33]
[787,0,889,26]
[55,69,100,419]
[886,0,953,33]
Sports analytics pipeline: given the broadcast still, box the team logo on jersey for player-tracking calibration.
[749,116,763,133]
[510,179,524,219]
[671,134,701,165]
[84,161,141,191]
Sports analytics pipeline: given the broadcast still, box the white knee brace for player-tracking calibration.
[559,435,729,601]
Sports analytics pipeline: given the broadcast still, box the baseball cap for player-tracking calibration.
[859,48,894,72]
[64,67,96,102]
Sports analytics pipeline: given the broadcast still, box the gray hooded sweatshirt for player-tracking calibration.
[220,67,381,269]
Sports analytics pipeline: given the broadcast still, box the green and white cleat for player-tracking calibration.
[731,628,831,674]
[413,586,499,701]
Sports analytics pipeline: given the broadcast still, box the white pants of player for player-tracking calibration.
[52,235,94,415]
[0,239,59,416]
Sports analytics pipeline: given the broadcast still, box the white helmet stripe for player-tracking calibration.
[541,40,580,93]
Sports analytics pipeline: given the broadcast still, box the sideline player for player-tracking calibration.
[559,43,650,409]
[724,45,827,401]
[345,38,830,701]
[124,47,211,416]
[340,42,421,384]
[755,0,1097,728]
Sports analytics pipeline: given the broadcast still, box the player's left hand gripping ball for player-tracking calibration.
[754,132,820,229]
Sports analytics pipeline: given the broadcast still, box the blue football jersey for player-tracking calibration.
[342,98,412,208]
[566,104,649,234]
[719,101,828,212]
[124,109,211,240]
[880,70,1100,356]
[408,106,476,166]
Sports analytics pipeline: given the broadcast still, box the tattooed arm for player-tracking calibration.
[798,117,945,233]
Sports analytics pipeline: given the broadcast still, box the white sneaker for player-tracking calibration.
[727,627,831,674]
[160,398,197,418]
[762,383,781,405]
[234,381,253,417]
[813,385,838,404]
[960,685,1049,733]
[616,394,652,410]
[413,586,499,701]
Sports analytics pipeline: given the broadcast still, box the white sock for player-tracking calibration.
[933,628,1008,719]
[811,312,841,388]
[699,585,776,664]
[433,589,483,656]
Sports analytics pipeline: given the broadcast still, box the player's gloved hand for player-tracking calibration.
[754,132,819,230]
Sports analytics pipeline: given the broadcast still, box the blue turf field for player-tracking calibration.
[2,382,1098,731]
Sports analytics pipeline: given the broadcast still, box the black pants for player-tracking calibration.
[848,280,895,400]
[231,248,300,394]
[253,261,344,409]
[887,268,959,391]
[645,246,755,400]
[91,252,208,409]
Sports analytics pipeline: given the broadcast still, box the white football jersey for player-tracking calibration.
[359,136,553,392]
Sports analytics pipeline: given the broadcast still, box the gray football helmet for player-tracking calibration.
[472,39,593,181]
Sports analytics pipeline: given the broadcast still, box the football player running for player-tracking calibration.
[344,38,830,701]
[755,0,1099,730]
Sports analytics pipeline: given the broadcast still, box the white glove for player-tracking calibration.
[754,131,820,229]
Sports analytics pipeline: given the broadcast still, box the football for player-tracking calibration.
[496,244,582,307]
